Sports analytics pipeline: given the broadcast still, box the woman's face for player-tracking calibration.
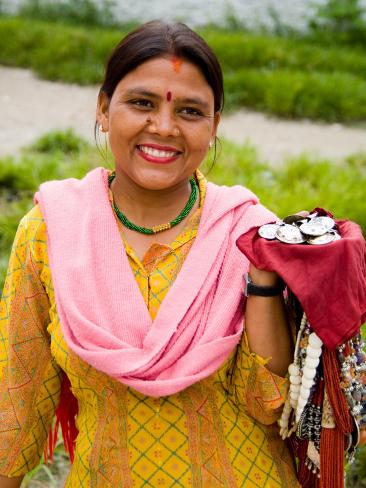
[97,55,220,191]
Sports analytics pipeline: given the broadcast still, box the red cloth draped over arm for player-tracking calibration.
[236,219,366,349]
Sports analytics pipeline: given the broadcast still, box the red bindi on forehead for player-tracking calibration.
[166,91,172,102]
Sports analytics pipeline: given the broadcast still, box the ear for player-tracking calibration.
[96,91,110,132]
[211,111,221,139]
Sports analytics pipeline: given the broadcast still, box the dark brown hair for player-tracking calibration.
[99,20,224,113]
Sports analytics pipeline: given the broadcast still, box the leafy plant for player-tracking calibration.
[31,128,88,154]
[18,0,120,28]
[222,2,247,31]
[308,0,366,46]
[224,68,366,121]
[1,17,366,122]
[347,445,366,487]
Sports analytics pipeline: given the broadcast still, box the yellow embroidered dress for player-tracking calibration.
[0,172,299,487]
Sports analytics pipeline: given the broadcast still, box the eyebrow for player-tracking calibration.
[124,88,211,111]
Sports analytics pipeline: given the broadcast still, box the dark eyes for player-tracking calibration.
[128,99,204,118]
[129,99,153,109]
[180,107,203,117]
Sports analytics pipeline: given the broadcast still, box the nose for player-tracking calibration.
[147,106,178,137]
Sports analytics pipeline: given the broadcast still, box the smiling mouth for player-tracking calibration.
[137,145,182,164]
[138,145,180,158]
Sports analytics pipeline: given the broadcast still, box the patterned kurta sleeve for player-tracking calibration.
[0,206,62,476]
[232,331,290,425]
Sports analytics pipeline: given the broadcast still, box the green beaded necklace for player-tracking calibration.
[108,173,198,235]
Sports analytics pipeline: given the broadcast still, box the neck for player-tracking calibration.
[111,170,195,227]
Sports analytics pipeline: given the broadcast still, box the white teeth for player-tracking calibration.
[139,146,177,158]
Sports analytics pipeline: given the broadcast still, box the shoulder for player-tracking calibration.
[17,204,48,264]
[19,204,46,237]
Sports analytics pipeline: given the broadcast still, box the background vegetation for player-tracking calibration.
[1,0,366,122]
[17,0,120,28]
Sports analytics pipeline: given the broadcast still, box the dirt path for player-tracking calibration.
[1,66,366,165]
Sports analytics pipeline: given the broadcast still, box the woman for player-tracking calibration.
[0,21,298,487]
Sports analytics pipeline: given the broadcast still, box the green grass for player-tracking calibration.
[201,30,366,76]
[1,16,366,121]
[224,69,366,122]
[0,129,365,485]
[17,0,121,29]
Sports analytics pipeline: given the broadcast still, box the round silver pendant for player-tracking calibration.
[276,224,307,244]
[299,221,329,237]
[307,232,336,245]
[312,216,335,231]
[258,223,281,240]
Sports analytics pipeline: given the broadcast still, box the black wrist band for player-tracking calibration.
[243,272,285,297]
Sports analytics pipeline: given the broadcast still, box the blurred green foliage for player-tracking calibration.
[224,69,366,121]
[308,0,366,46]
[18,0,121,28]
[348,446,366,488]
[32,128,88,153]
[0,17,115,85]
[1,16,366,121]
[9,0,366,46]
[0,131,365,485]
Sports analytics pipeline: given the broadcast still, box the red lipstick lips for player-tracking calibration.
[137,144,181,164]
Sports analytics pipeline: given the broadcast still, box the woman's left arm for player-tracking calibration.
[244,264,293,378]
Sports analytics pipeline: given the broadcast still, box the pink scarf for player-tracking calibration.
[35,167,276,397]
